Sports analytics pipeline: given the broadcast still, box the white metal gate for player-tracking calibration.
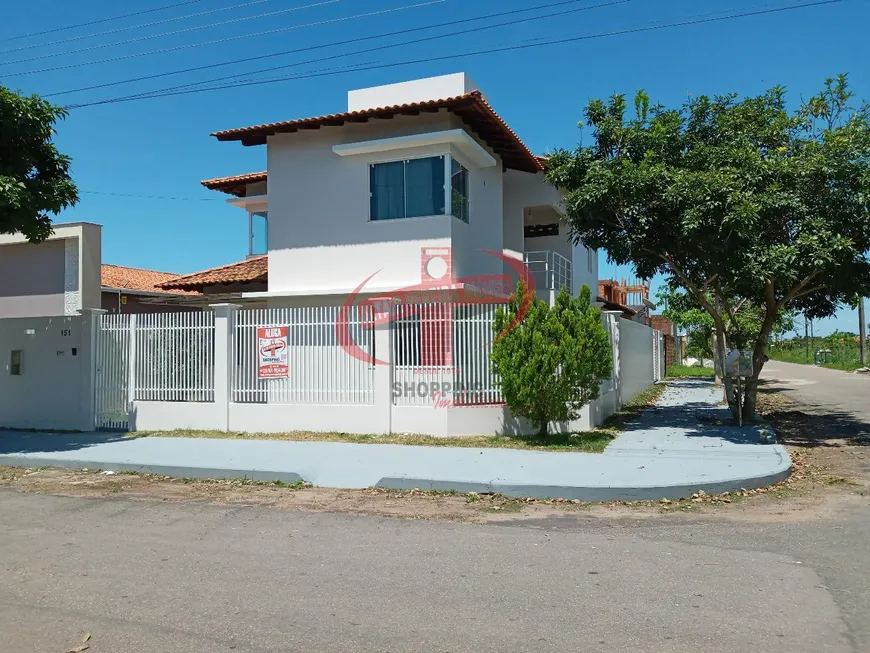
[652,331,665,382]
[94,313,131,430]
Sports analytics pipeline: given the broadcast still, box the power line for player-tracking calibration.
[45,0,605,98]
[0,0,340,66]
[164,0,784,96]
[0,0,275,55]
[1,0,205,42]
[69,0,844,110]
[83,0,635,102]
[81,190,223,201]
[2,0,443,79]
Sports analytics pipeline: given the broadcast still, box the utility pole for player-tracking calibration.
[860,296,867,367]
[804,313,810,363]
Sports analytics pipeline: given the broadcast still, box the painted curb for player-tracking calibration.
[0,457,303,484]
[0,454,791,501]
[377,462,792,501]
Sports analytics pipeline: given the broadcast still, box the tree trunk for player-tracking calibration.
[714,328,740,416]
[740,306,779,423]
[741,371,761,424]
[722,376,739,417]
[537,421,548,438]
[712,329,723,387]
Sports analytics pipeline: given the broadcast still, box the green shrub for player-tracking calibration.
[491,284,613,436]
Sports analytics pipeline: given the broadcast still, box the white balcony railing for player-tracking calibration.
[523,250,572,296]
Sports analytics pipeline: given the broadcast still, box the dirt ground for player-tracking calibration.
[1,391,867,526]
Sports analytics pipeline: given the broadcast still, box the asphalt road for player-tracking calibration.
[761,361,870,442]
[2,360,868,653]
[1,487,868,653]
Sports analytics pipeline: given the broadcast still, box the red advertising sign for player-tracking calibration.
[257,326,289,379]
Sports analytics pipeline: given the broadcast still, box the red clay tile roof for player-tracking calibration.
[201,171,267,197]
[101,264,198,296]
[211,91,543,174]
[158,256,267,291]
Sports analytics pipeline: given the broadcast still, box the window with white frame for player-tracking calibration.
[370,155,469,222]
[587,246,595,273]
[250,211,267,256]
[450,157,469,222]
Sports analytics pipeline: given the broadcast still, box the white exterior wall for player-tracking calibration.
[229,404,386,434]
[524,224,572,265]
[450,150,504,282]
[503,169,561,266]
[0,313,97,431]
[617,317,658,404]
[503,169,597,297]
[131,402,225,431]
[573,241,598,298]
[347,73,483,112]
[267,113,507,293]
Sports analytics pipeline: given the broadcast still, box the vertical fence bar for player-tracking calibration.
[127,313,137,409]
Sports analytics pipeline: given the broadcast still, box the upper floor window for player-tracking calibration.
[370,155,469,222]
[451,158,469,223]
[250,211,268,256]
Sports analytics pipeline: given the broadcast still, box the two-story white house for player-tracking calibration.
[160,73,598,305]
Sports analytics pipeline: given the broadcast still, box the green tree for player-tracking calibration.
[657,283,714,362]
[491,284,613,436]
[657,283,795,368]
[546,75,870,421]
[0,87,78,242]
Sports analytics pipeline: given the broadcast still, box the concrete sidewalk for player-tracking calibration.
[0,380,791,500]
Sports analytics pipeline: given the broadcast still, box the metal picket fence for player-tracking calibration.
[94,313,131,430]
[392,302,504,406]
[232,305,375,404]
[132,312,216,402]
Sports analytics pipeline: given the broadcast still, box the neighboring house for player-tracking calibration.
[0,223,102,318]
[158,73,598,304]
[0,221,195,318]
[100,264,198,313]
[159,254,268,295]
[598,278,655,323]
[649,315,681,369]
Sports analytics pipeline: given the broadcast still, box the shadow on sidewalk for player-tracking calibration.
[756,380,870,448]
[630,399,772,446]
[0,431,133,455]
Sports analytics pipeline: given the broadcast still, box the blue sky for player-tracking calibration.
[2,0,867,335]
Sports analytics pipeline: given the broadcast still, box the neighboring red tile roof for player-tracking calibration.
[101,264,198,296]
[597,296,637,317]
[211,91,543,174]
[201,171,267,197]
[158,256,268,291]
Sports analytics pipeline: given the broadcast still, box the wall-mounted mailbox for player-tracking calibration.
[10,350,22,375]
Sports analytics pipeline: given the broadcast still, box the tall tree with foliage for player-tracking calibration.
[547,75,870,420]
[0,87,78,242]
[657,283,795,368]
[491,284,612,436]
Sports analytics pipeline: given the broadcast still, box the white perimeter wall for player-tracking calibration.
[2,307,656,436]
[0,313,97,430]
[618,317,658,404]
